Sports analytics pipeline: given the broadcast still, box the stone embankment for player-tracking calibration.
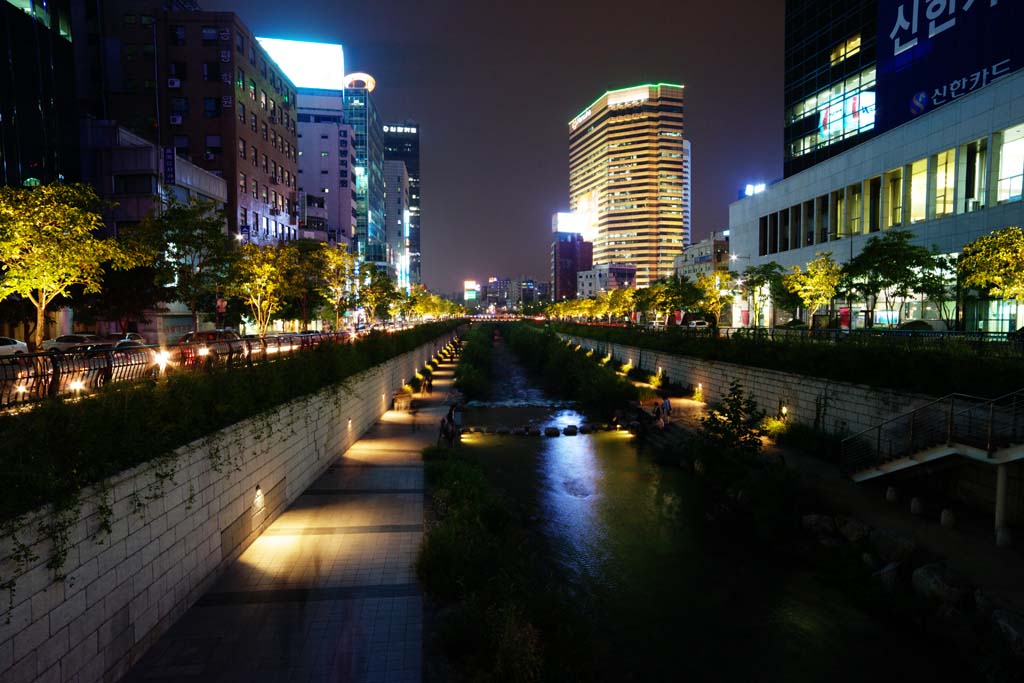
[0,331,458,683]
[800,510,1024,659]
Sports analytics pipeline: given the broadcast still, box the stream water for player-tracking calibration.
[457,336,971,680]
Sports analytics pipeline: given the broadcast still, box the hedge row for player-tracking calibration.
[545,322,1024,398]
[0,320,463,521]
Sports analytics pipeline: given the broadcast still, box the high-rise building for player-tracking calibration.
[1,0,78,187]
[383,159,411,290]
[75,5,301,241]
[784,0,877,177]
[384,122,421,285]
[256,38,353,247]
[293,91,357,245]
[551,231,593,302]
[569,83,690,288]
[342,73,386,267]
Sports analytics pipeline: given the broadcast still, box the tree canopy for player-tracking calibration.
[784,252,842,320]
[959,226,1024,301]
[0,183,141,349]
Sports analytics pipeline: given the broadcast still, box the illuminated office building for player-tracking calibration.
[384,122,421,285]
[732,0,1024,331]
[568,83,690,288]
[257,38,354,246]
[342,73,386,267]
[784,0,877,177]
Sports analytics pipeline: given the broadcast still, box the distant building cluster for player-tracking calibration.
[1,0,422,289]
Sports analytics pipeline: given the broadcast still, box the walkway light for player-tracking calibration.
[198,347,210,357]
[70,380,84,392]
[156,349,171,372]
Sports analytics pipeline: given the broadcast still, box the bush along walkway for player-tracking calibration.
[126,342,464,683]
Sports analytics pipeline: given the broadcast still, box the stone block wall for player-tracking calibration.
[0,332,455,683]
[559,333,935,436]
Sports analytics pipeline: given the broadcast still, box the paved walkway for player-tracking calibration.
[127,358,458,682]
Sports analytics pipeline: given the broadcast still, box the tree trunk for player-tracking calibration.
[34,303,46,352]
[191,302,199,333]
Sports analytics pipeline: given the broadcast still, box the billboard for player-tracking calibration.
[464,280,479,302]
[256,38,345,90]
[876,0,1023,132]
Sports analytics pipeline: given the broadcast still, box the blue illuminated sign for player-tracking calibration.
[876,0,1023,132]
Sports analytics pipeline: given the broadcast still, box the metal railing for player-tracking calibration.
[0,331,354,410]
[840,388,1024,476]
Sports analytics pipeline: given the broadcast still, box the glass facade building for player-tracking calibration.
[784,0,877,177]
[342,86,386,265]
[1,0,78,187]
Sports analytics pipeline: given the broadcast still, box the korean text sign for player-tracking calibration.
[876,0,1021,132]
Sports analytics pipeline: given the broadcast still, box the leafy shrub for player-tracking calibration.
[453,325,493,399]
[417,447,545,680]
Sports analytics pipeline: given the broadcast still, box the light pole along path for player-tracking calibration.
[125,353,461,682]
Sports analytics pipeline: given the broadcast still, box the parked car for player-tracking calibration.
[178,330,245,361]
[0,337,28,356]
[41,334,102,353]
[101,332,147,344]
[687,320,710,329]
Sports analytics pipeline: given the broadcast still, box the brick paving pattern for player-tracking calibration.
[126,357,458,682]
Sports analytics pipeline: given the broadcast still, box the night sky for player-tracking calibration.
[207,0,784,294]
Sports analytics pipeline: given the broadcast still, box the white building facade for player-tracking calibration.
[577,263,637,299]
[729,68,1024,332]
[296,90,357,247]
[383,159,411,291]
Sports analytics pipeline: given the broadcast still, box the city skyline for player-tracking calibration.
[204,0,784,292]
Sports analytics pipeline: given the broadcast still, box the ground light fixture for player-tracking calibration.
[70,380,85,392]
[155,349,171,373]
[198,347,210,357]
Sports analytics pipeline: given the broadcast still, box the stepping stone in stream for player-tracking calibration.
[544,427,561,437]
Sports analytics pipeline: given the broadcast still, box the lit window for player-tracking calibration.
[997,124,1024,203]
[830,35,862,66]
[933,149,955,218]
[909,159,928,223]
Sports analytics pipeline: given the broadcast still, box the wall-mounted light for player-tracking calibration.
[254,484,265,513]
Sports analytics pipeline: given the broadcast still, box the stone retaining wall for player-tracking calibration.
[0,331,456,683]
[557,332,935,436]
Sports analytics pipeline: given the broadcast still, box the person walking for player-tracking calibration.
[663,396,672,418]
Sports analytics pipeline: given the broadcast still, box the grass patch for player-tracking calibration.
[418,446,545,680]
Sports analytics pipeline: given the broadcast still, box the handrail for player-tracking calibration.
[841,386,1024,476]
[841,391,990,444]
